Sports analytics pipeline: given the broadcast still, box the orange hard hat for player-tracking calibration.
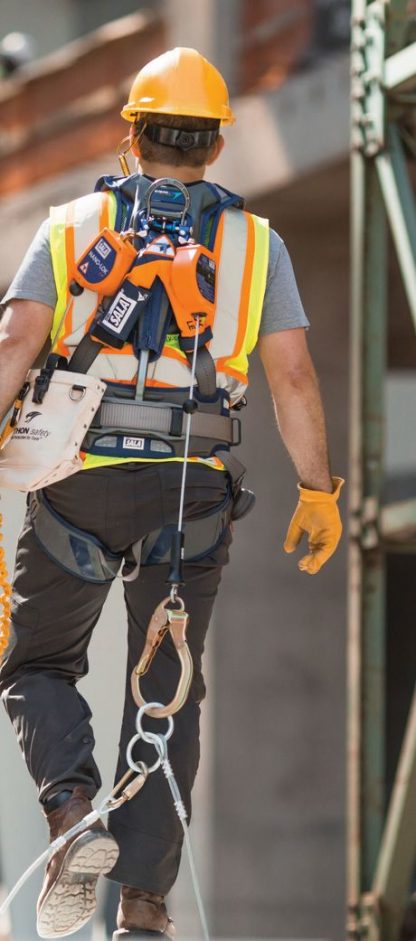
[121,47,235,125]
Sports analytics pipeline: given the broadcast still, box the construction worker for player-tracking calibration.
[0,48,343,940]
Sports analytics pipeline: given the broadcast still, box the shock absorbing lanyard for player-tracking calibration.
[129,181,206,718]
[130,314,202,719]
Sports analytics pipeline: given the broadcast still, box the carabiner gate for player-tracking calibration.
[131,596,193,718]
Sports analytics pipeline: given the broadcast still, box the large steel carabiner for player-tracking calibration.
[131,596,193,718]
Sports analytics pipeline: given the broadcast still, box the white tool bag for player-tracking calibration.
[0,369,106,491]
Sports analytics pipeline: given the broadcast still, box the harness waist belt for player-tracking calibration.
[91,398,237,444]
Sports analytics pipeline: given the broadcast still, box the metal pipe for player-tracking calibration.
[372,685,416,939]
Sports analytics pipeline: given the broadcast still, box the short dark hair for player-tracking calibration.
[135,113,220,168]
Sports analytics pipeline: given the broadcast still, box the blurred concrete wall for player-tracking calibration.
[211,162,349,940]
[0,0,74,59]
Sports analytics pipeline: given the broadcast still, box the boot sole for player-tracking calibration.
[113,924,175,939]
[113,933,173,939]
[37,829,119,939]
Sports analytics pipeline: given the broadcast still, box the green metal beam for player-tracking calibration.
[372,685,416,940]
[381,499,416,549]
[349,74,387,931]
[348,1,416,938]
[384,42,416,91]
[375,132,416,328]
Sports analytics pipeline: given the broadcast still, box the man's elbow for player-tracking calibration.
[0,300,53,357]
[269,361,319,403]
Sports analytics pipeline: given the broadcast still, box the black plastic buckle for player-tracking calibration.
[33,372,51,404]
[232,395,247,412]
[231,417,242,446]
[169,408,184,438]
[32,354,68,404]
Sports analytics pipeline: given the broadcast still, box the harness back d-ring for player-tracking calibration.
[131,596,193,718]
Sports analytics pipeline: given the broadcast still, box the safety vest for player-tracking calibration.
[49,185,269,467]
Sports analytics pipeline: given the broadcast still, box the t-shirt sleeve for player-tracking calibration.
[258,228,310,335]
[1,218,57,311]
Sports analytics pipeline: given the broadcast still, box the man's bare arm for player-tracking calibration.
[258,328,343,573]
[258,328,332,492]
[0,300,54,423]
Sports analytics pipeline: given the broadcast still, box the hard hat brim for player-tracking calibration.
[121,102,236,126]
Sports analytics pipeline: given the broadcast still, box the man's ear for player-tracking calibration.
[129,124,141,158]
[206,134,225,166]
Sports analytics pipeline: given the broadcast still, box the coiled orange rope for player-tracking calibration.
[0,511,11,661]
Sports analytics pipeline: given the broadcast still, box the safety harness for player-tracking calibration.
[3,177,266,586]
[47,175,269,468]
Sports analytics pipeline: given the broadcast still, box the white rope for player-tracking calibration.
[0,810,101,918]
[0,704,210,941]
[140,707,211,941]
[177,315,201,535]
[161,756,210,941]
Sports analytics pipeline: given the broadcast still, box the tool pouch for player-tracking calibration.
[0,369,106,491]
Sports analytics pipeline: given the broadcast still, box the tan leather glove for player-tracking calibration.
[284,476,344,575]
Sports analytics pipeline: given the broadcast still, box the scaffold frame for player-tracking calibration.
[348,1,416,938]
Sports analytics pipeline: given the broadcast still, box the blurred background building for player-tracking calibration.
[0,1,414,940]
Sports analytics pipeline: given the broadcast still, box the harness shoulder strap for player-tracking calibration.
[186,347,216,398]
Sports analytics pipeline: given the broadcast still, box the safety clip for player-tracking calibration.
[102,763,149,812]
[131,596,193,718]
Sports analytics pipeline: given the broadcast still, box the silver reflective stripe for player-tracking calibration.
[66,194,105,347]
[64,194,139,382]
[148,208,250,391]
[87,353,139,382]
[208,209,248,361]
[147,355,191,387]
[215,370,246,404]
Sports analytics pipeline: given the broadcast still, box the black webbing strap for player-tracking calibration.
[69,334,103,374]
[187,346,217,398]
[70,326,218,399]
[142,123,219,152]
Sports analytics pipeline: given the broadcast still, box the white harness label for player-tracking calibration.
[95,238,112,260]
[123,436,145,450]
[103,291,136,333]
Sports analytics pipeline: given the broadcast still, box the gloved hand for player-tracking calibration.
[284,476,344,575]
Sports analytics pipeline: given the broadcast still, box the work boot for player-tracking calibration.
[112,886,176,939]
[37,786,119,939]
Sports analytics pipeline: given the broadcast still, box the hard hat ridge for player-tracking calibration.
[121,47,235,126]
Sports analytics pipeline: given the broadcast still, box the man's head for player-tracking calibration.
[120,47,234,180]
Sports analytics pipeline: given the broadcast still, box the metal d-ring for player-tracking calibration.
[145,178,191,226]
[69,384,86,402]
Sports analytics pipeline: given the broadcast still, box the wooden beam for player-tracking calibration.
[0,11,165,132]
[0,10,166,195]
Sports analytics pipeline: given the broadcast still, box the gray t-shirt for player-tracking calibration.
[2,180,309,336]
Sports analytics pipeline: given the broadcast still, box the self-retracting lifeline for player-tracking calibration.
[131,306,205,719]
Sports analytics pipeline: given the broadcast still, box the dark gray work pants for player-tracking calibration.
[0,462,232,894]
